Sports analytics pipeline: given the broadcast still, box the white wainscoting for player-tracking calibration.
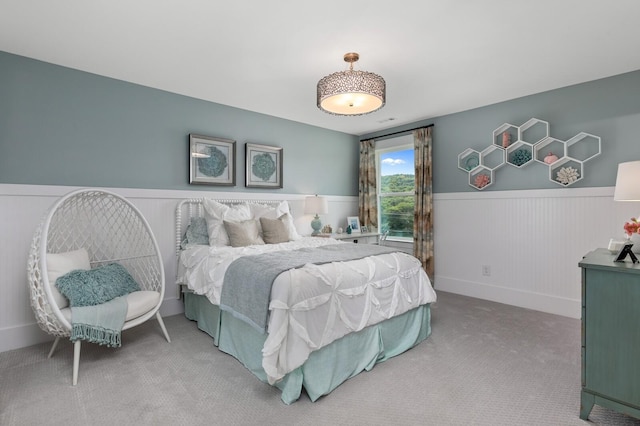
[433,186,631,319]
[1,184,633,352]
[0,184,358,352]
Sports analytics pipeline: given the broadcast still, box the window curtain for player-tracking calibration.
[358,139,377,230]
[413,127,434,280]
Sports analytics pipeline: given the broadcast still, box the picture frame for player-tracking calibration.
[347,216,361,233]
[614,243,639,264]
[189,134,236,186]
[361,225,369,233]
[245,143,283,188]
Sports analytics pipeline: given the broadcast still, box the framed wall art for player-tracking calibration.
[189,134,236,186]
[245,143,283,188]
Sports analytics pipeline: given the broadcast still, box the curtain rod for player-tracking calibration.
[360,123,434,141]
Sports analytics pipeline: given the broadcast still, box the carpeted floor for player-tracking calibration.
[1,291,638,425]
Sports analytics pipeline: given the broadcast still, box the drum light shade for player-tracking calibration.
[317,52,386,116]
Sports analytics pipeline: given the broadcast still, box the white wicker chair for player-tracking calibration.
[27,189,171,385]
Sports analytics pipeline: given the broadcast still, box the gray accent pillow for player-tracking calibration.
[223,219,265,247]
[260,214,290,244]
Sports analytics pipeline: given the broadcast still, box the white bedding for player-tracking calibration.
[177,238,437,384]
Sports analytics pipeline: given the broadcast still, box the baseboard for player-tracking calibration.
[0,323,53,353]
[434,276,581,319]
[0,298,184,353]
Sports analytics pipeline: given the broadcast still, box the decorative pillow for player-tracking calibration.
[55,263,141,307]
[260,215,291,244]
[182,216,209,248]
[250,201,301,241]
[46,248,91,309]
[203,199,252,246]
[223,219,265,247]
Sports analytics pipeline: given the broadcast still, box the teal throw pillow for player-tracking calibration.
[55,263,141,307]
[181,217,209,249]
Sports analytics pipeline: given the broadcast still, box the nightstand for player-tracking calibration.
[333,232,380,244]
[579,248,640,420]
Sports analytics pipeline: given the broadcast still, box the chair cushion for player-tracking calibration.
[55,263,141,307]
[46,248,91,309]
[61,291,160,323]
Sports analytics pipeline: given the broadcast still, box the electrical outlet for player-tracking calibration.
[482,265,491,276]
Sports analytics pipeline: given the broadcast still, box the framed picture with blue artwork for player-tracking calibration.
[189,134,236,186]
[245,143,283,188]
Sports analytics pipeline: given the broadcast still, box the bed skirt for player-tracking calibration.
[183,291,432,404]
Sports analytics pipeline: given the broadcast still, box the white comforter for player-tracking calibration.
[177,238,437,384]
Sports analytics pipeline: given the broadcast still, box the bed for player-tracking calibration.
[175,198,437,404]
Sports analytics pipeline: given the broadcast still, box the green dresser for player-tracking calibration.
[579,248,640,420]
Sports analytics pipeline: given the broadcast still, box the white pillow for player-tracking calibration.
[249,201,301,241]
[46,248,91,309]
[202,199,252,246]
[275,201,302,241]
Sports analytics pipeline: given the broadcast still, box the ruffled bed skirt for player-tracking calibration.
[184,291,432,404]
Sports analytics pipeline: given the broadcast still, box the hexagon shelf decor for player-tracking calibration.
[506,141,534,168]
[550,157,583,186]
[458,148,481,172]
[534,137,565,165]
[566,132,601,162]
[458,118,601,190]
[519,118,549,145]
[469,166,493,190]
[493,123,518,149]
[480,145,505,170]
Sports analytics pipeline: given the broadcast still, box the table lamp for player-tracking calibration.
[614,161,640,202]
[613,161,640,254]
[304,195,328,235]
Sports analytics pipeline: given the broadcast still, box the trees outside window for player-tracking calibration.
[377,145,414,241]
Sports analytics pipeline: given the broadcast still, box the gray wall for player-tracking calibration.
[363,69,640,193]
[0,51,359,196]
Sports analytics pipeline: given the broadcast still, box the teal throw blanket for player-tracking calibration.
[70,295,128,347]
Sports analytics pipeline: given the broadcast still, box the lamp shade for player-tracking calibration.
[614,161,640,201]
[304,195,328,215]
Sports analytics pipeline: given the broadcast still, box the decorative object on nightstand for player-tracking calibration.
[346,216,361,233]
[304,195,328,236]
[614,160,640,253]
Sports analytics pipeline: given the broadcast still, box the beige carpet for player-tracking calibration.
[1,291,638,425]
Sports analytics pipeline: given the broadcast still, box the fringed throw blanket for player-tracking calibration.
[55,263,141,348]
[70,295,128,347]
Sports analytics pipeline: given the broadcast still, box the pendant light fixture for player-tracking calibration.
[317,52,386,116]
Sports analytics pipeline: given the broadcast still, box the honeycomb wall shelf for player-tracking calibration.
[534,137,565,165]
[469,167,493,190]
[458,118,601,190]
[458,148,481,172]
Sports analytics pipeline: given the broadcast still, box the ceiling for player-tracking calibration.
[2,1,640,136]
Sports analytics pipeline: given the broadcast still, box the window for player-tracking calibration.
[376,138,414,241]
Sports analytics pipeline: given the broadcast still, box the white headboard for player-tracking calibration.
[175,198,284,256]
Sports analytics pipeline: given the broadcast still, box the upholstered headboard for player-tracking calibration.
[175,198,283,256]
